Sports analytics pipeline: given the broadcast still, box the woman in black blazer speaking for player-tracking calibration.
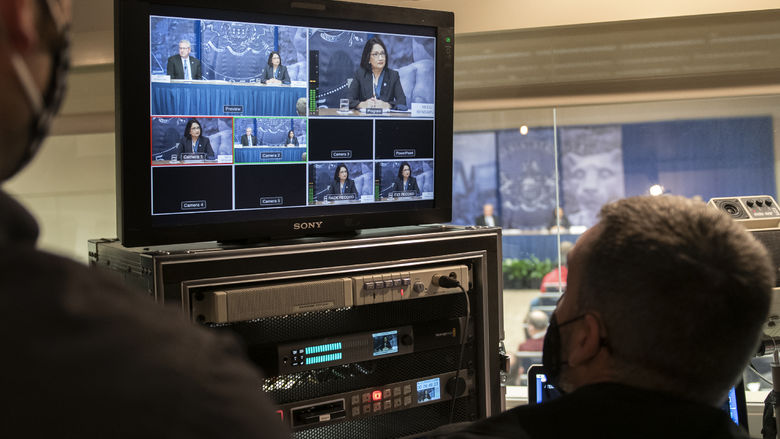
[347,37,407,110]
[260,51,291,85]
[286,130,299,147]
[328,163,359,199]
[175,118,215,159]
[392,161,420,196]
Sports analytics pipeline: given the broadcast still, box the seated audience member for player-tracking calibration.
[286,129,299,147]
[437,195,773,439]
[392,161,420,196]
[166,39,202,80]
[475,203,500,227]
[260,51,291,85]
[328,163,359,198]
[240,127,258,146]
[509,310,549,385]
[539,241,573,292]
[347,36,407,110]
[547,207,571,232]
[176,118,216,159]
[0,1,287,437]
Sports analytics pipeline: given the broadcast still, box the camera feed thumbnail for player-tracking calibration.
[151,116,234,165]
[233,117,307,163]
[150,16,308,116]
[309,162,374,204]
[416,378,441,403]
[152,165,233,214]
[234,164,307,209]
[309,30,434,117]
[375,160,433,200]
[372,330,399,357]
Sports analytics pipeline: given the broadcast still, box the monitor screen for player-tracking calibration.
[115,0,454,246]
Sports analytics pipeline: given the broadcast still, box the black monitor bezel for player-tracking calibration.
[115,0,454,247]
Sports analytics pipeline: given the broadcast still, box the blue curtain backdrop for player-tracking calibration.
[151,117,233,160]
[621,117,775,200]
[451,116,776,229]
[150,17,307,82]
[452,132,498,225]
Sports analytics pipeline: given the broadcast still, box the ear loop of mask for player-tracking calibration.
[2,0,70,179]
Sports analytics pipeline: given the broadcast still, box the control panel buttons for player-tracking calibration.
[364,281,375,290]
[403,395,412,406]
[352,406,360,417]
[394,398,402,408]
[373,402,382,412]
[747,200,755,207]
[767,200,774,207]
[403,384,412,395]
[351,395,360,405]
[384,400,392,410]
[757,200,765,207]
[413,282,425,293]
[402,277,411,286]
[393,387,401,397]
[383,388,392,399]
[363,404,371,414]
[362,393,371,403]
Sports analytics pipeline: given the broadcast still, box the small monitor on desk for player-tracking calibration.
[526,365,749,433]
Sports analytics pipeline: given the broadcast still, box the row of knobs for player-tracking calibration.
[746,199,773,208]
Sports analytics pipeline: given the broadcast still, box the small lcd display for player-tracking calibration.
[416,377,441,403]
[372,330,399,356]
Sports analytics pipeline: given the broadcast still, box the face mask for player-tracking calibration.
[6,0,70,179]
[541,312,585,389]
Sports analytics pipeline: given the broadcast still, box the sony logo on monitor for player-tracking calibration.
[293,221,324,230]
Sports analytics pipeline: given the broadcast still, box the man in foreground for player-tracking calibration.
[444,195,773,438]
[0,1,286,437]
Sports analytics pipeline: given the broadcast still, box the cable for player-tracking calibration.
[435,274,471,424]
[748,362,773,387]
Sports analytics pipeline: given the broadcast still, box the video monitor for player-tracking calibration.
[115,0,454,246]
[372,330,399,357]
[416,377,441,403]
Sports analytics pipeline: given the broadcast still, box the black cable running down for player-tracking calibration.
[437,274,470,425]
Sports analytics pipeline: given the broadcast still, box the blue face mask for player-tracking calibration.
[6,0,71,179]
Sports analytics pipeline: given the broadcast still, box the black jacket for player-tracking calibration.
[347,67,407,110]
[260,64,291,84]
[166,55,202,80]
[327,178,359,197]
[392,176,420,195]
[176,136,216,159]
[432,383,746,439]
[240,134,259,146]
[0,191,289,438]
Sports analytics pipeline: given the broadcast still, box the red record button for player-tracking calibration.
[372,390,383,401]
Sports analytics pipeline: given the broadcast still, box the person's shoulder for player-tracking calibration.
[385,68,401,80]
